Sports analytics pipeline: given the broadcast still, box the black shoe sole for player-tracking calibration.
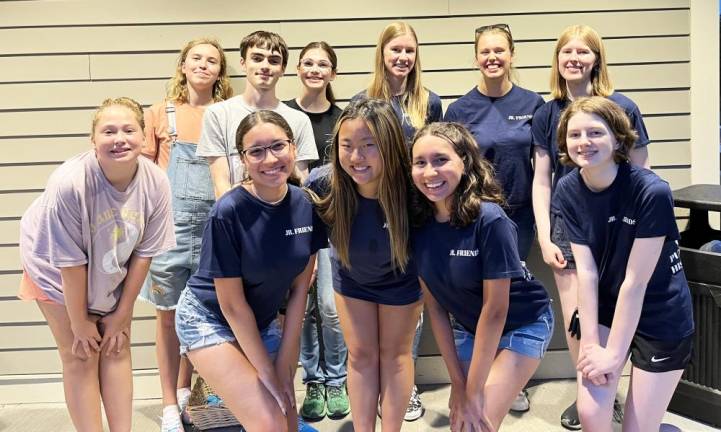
[560,401,582,431]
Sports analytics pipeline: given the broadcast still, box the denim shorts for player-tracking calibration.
[175,289,282,358]
[453,304,554,365]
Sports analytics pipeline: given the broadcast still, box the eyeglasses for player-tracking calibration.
[299,59,333,71]
[475,23,512,37]
[241,139,292,162]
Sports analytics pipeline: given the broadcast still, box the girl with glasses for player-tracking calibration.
[175,111,326,432]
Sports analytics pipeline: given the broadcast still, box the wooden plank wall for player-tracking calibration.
[0,0,692,376]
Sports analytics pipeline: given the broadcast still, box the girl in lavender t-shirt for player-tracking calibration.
[18,97,175,432]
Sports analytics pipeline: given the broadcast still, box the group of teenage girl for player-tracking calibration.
[18,17,694,432]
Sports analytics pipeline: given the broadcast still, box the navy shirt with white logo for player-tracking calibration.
[532,92,650,213]
[351,91,443,143]
[331,194,421,305]
[187,185,327,330]
[413,203,549,334]
[555,163,693,340]
[444,86,544,209]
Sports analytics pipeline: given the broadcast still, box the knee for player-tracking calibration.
[59,348,99,374]
[347,345,378,369]
[577,398,609,430]
[379,342,411,365]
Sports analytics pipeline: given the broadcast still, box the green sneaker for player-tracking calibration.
[300,382,326,420]
[326,383,351,419]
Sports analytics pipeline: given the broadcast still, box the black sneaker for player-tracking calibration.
[560,400,581,430]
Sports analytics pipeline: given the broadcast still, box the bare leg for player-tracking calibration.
[576,325,624,432]
[187,342,287,432]
[484,350,542,429]
[623,367,683,432]
[378,300,423,432]
[38,301,103,432]
[554,268,580,364]
[156,309,181,406]
[99,326,133,432]
[334,293,379,432]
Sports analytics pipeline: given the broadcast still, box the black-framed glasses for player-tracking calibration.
[241,139,292,161]
[475,23,512,37]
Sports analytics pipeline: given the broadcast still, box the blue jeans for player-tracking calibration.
[453,304,554,374]
[300,248,348,386]
[139,141,214,309]
[176,289,282,359]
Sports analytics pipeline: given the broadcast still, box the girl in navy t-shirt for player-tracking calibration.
[555,97,693,432]
[175,111,326,432]
[411,122,553,431]
[444,24,544,262]
[530,25,651,428]
[312,98,423,430]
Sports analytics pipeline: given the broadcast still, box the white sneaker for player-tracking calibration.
[161,405,183,432]
[176,387,192,424]
[510,390,530,413]
[404,386,424,421]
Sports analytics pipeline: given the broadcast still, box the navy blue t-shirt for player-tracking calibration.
[532,92,650,213]
[555,162,693,340]
[352,90,443,143]
[413,203,549,334]
[187,185,327,330]
[444,85,544,209]
[330,193,421,305]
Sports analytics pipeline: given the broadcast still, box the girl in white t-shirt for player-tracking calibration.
[18,97,175,432]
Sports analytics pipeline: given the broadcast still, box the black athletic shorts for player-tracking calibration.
[630,332,693,373]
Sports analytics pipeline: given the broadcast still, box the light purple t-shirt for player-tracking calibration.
[20,151,176,315]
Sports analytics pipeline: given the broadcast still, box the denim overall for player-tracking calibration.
[140,102,215,309]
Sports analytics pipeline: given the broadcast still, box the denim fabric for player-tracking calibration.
[453,304,554,374]
[176,288,282,358]
[139,141,214,309]
[300,248,348,386]
[506,204,535,261]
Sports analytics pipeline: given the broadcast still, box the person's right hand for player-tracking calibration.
[540,240,567,270]
[258,367,289,416]
[70,318,102,360]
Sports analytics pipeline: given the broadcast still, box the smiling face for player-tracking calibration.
[565,111,618,170]
[475,31,513,81]
[240,45,285,91]
[411,134,465,213]
[383,33,417,83]
[337,117,383,198]
[92,105,144,167]
[297,47,336,92]
[240,121,296,193]
[181,43,222,92]
[558,37,597,86]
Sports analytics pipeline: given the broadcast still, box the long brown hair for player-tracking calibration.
[166,38,233,104]
[411,122,505,227]
[549,25,613,100]
[316,98,413,271]
[366,22,429,130]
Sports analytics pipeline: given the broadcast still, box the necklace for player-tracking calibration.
[250,183,288,205]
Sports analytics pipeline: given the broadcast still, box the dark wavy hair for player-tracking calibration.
[410,122,505,227]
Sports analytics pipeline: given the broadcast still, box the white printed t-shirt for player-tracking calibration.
[20,151,176,315]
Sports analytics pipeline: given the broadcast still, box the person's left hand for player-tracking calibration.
[274,352,297,413]
[98,309,132,356]
[577,343,623,384]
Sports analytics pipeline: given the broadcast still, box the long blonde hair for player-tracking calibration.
[549,25,613,100]
[166,37,233,104]
[316,98,413,271]
[367,22,429,130]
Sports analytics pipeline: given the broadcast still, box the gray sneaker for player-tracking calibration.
[510,390,530,413]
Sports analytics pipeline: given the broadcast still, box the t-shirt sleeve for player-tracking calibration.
[311,210,329,253]
[36,184,88,267]
[443,103,458,122]
[135,175,176,257]
[635,179,675,239]
[556,180,588,245]
[199,212,244,278]
[294,115,320,162]
[480,214,524,279]
[428,92,443,123]
[142,105,160,163]
[196,106,228,157]
[531,103,551,151]
[627,104,651,148]
[304,164,332,197]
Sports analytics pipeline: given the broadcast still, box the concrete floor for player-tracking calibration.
[0,377,716,432]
